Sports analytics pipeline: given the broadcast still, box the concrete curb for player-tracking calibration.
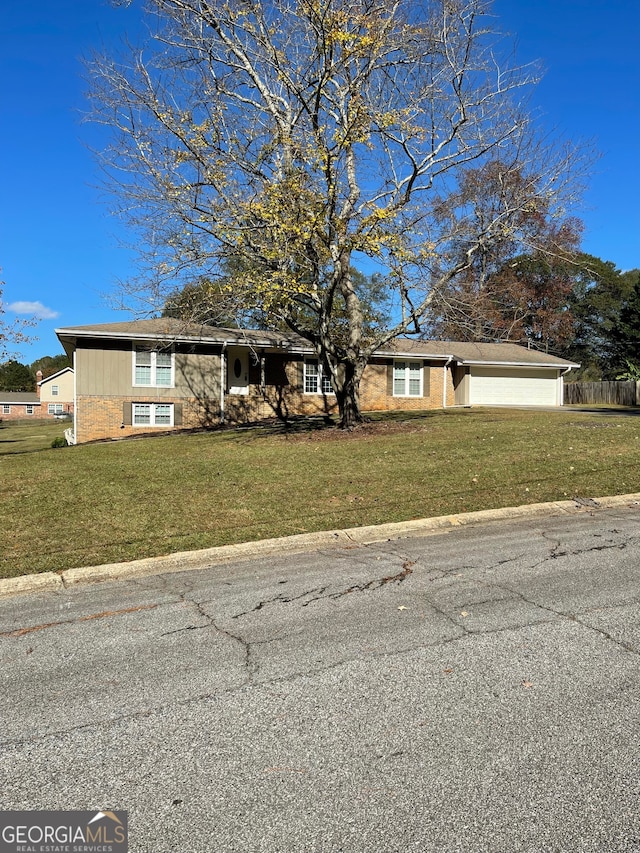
[2,493,639,600]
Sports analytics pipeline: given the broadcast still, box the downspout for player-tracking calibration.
[443,356,453,409]
[66,350,77,446]
[559,366,573,406]
[220,342,227,423]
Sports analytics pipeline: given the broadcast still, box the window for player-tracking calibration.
[393,360,423,396]
[303,360,333,394]
[133,403,174,427]
[26,405,34,415]
[48,403,63,414]
[133,345,174,387]
[2,405,10,415]
[51,385,59,396]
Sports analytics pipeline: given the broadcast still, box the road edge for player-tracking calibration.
[3,492,639,599]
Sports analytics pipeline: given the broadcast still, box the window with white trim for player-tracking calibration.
[133,403,174,427]
[26,405,34,415]
[2,405,10,415]
[393,360,423,396]
[48,403,64,414]
[51,385,59,396]
[133,345,174,387]
[303,360,333,394]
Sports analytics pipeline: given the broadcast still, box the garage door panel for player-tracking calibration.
[469,367,560,406]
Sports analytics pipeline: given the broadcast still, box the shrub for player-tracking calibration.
[51,436,68,449]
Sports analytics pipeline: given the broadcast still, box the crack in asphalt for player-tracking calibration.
[0,603,161,638]
[302,562,415,606]
[230,562,415,619]
[477,579,640,657]
[535,529,633,568]
[160,595,258,680]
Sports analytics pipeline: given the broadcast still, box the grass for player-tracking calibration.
[0,419,69,454]
[1,408,639,579]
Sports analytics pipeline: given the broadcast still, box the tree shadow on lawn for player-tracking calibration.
[222,409,450,443]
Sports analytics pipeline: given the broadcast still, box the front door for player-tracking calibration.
[227,347,249,395]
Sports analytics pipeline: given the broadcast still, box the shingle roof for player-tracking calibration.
[0,392,40,404]
[56,318,304,349]
[56,319,579,368]
[380,338,579,367]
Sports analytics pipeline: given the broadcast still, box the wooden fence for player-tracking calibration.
[564,380,640,406]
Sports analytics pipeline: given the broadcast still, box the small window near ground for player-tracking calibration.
[48,403,63,414]
[393,360,423,396]
[133,403,174,427]
[2,405,10,415]
[26,405,34,415]
[303,360,333,394]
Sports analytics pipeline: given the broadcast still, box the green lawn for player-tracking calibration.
[2,408,639,579]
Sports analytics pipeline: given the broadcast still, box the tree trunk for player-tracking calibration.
[334,361,365,429]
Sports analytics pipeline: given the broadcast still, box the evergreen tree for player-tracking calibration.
[0,360,35,392]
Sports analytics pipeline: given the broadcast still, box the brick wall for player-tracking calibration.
[0,404,41,421]
[74,357,457,442]
[75,395,222,443]
[360,361,455,411]
[1,403,75,421]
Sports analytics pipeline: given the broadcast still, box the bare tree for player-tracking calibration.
[0,280,36,361]
[89,0,589,426]
[427,159,584,345]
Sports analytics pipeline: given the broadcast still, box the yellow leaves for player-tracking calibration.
[172,149,191,166]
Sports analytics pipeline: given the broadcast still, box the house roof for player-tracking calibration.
[56,318,299,352]
[56,318,579,369]
[37,366,74,386]
[0,392,40,404]
[379,338,579,368]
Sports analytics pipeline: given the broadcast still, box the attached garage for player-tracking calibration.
[468,366,563,407]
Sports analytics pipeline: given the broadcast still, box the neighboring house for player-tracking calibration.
[55,318,579,445]
[0,367,74,422]
[37,367,74,418]
[0,391,41,421]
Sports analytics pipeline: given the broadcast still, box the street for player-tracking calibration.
[1,504,640,852]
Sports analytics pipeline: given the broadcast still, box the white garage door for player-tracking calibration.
[469,367,560,406]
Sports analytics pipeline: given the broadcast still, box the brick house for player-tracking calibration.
[55,318,578,444]
[0,367,74,422]
[0,391,41,421]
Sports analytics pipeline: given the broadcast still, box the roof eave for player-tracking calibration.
[457,358,580,368]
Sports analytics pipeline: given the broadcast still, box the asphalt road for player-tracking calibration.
[1,505,640,853]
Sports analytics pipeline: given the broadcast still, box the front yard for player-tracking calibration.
[1,408,639,579]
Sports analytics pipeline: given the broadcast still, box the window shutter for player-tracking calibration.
[122,402,132,425]
[248,358,260,385]
[265,355,289,386]
[174,403,183,426]
[423,365,431,397]
[386,362,394,396]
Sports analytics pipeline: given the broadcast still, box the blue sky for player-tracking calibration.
[2,0,639,363]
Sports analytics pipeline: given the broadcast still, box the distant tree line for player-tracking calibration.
[0,354,71,392]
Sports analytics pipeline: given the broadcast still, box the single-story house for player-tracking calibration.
[0,368,75,422]
[0,391,41,421]
[55,318,579,445]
